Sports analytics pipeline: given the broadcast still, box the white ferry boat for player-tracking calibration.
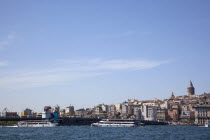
[91,119,138,127]
[17,120,58,127]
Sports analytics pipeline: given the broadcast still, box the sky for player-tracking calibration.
[0,0,210,113]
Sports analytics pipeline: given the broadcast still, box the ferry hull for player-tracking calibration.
[17,120,58,127]
[91,119,138,127]
[18,123,57,127]
[92,123,136,127]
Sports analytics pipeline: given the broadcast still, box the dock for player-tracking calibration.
[0,117,168,126]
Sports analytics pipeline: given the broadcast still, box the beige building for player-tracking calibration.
[157,108,168,121]
[168,103,180,121]
[115,104,122,113]
[75,108,87,117]
[108,105,117,118]
[59,109,65,117]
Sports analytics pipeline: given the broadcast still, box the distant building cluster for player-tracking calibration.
[1,81,210,125]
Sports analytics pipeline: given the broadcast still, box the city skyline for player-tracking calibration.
[0,80,203,115]
[0,1,210,113]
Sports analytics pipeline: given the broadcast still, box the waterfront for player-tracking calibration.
[0,126,210,140]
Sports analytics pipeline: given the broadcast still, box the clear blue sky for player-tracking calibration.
[0,0,210,113]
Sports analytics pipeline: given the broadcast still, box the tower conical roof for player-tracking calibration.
[189,81,194,87]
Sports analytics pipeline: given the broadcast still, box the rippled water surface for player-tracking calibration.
[0,125,210,140]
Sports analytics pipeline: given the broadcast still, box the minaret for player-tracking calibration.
[187,81,195,96]
[170,92,175,99]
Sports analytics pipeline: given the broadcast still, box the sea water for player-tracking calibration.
[0,125,210,140]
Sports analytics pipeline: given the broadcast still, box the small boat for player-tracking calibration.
[139,123,145,126]
[17,120,58,127]
[204,123,210,127]
[91,119,138,127]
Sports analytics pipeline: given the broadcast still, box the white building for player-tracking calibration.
[160,101,169,109]
[66,105,74,115]
[115,104,122,113]
[42,111,51,119]
[134,107,141,120]
[141,105,157,121]
[101,104,109,112]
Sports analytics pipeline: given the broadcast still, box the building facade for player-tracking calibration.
[141,105,157,121]
[193,105,210,124]
[156,108,168,121]
[65,105,75,115]
[108,105,116,118]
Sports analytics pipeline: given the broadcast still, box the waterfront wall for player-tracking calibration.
[60,117,100,126]
[0,117,168,126]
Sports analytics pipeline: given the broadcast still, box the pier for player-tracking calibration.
[139,120,168,125]
[0,117,100,126]
[0,117,168,126]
